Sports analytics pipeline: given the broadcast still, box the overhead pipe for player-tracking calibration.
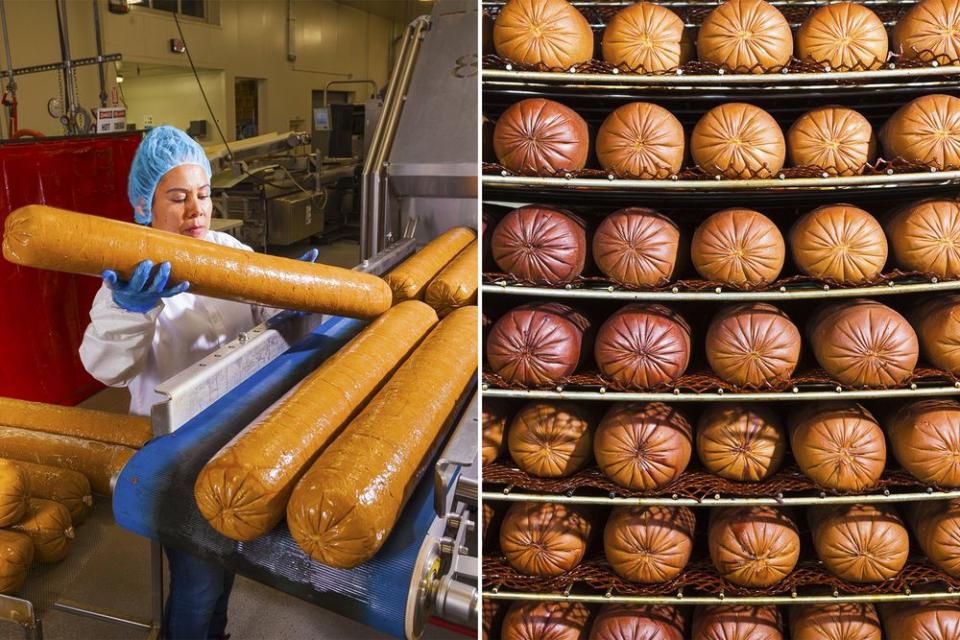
[0,0,17,138]
[286,0,296,62]
[92,0,107,108]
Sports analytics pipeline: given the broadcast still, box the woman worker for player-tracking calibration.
[79,125,316,640]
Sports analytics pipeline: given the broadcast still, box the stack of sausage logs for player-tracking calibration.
[0,397,150,595]
[482,0,960,637]
[0,223,480,592]
[193,227,479,569]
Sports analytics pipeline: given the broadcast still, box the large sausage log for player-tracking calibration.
[0,530,33,594]
[879,601,960,639]
[499,502,593,576]
[9,499,73,563]
[905,499,960,578]
[194,301,438,541]
[808,503,909,583]
[0,460,28,527]
[2,205,392,319]
[384,227,476,303]
[0,426,134,495]
[0,396,151,449]
[790,603,881,640]
[11,460,93,525]
[424,240,478,317]
[286,306,477,568]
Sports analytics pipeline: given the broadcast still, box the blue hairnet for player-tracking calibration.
[128,125,212,225]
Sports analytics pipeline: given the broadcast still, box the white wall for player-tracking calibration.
[0,0,406,138]
[121,69,226,137]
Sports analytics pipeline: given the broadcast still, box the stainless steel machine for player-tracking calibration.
[361,0,478,259]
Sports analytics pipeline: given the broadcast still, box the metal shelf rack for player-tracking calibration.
[481,277,960,302]
[482,589,960,606]
[480,0,960,618]
[481,487,960,508]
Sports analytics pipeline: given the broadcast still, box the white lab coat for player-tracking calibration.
[79,230,272,423]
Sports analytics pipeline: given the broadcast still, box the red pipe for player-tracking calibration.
[428,616,475,637]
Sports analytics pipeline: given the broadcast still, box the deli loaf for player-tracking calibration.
[384,227,476,303]
[588,604,684,640]
[879,601,960,639]
[493,0,594,69]
[194,301,438,541]
[11,460,92,525]
[2,205,392,319]
[0,530,33,594]
[790,603,881,640]
[500,601,592,640]
[603,505,694,584]
[905,499,960,578]
[0,460,29,527]
[0,396,151,449]
[692,604,783,640]
[499,501,593,576]
[286,306,477,568]
[9,498,73,563]
[423,240,478,317]
[482,399,510,465]
[808,504,909,583]
[0,425,135,495]
[708,505,800,587]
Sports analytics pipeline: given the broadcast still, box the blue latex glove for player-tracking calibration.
[102,260,190,313]
[298,248,319,263]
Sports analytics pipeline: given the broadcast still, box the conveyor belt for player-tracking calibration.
[112,315,473,638]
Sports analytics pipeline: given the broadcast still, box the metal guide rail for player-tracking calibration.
[482,487,960,508]
[481,276,960,302]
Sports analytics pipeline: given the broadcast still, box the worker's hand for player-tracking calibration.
[298,248,319,263]
[102,260,190,313]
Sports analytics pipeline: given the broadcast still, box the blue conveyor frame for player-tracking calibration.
[111,315,454,638]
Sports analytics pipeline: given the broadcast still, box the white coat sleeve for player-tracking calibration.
[79,284,163,387]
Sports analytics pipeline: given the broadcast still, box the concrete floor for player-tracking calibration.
[0,235,465,640]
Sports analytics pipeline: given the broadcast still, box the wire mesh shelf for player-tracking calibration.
[481,461,960,506]
[482,556,960,602]
[481,272,960,302]
[481,366,960,402]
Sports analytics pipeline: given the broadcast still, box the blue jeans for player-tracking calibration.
[164,546,235,640]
